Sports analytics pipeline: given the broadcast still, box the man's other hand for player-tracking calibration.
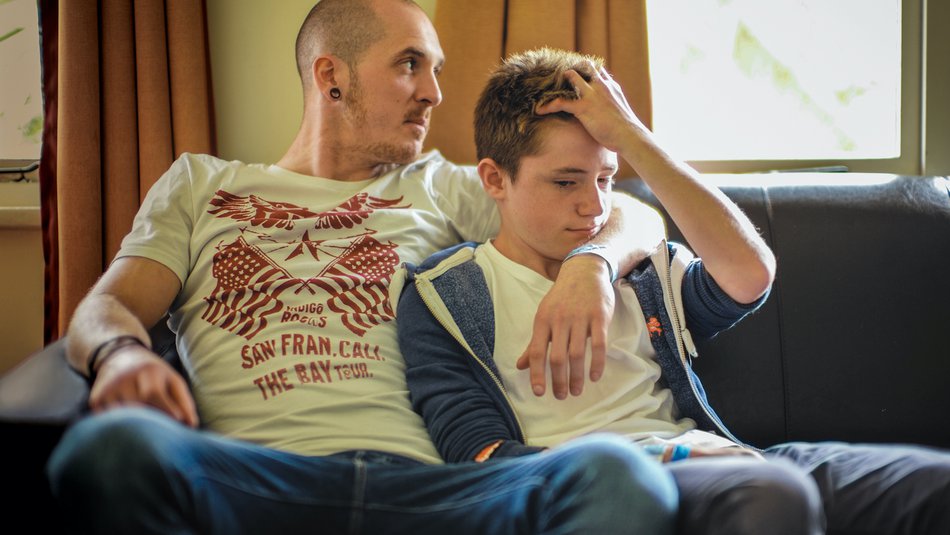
[89,346,199,428]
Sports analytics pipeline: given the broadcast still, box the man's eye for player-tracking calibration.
[554,180,575,188]
[598,177,615,189]
[403,59,417,70]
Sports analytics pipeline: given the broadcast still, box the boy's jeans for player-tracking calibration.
[47,407,676,534]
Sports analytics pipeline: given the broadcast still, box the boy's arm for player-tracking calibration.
[397,280,535,463]
[66,256,198,427]
[517,193,665,399]
[538,66,775,305]
[524,65,775,400]
[682,259,769,341]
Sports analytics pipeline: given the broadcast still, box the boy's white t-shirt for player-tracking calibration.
[118,151,498,463]
[475,241,739,451]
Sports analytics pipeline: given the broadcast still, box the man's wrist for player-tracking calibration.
[86,335,148,380]
[564,243,618,282]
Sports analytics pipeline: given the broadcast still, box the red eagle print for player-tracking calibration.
[208,191,409,231]
[315,192,410,230]
[207,191,315,230]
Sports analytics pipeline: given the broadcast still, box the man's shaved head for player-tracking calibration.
[295,0,420,92]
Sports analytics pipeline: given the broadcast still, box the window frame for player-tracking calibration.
[652,0,933,175]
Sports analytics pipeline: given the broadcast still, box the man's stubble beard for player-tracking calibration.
[343,76,423,166]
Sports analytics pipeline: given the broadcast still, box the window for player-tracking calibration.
[0,0,43,166]
[646,0,910,172]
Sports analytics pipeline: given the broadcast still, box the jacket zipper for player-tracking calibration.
[415,277,529,442]
[659,244,741,443]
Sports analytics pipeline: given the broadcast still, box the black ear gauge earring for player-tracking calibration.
[329,87,342,100]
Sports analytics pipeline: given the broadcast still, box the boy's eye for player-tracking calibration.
[598,177,615,189]
[554,180,575,188]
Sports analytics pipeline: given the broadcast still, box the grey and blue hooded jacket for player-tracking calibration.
[393,240,768,463]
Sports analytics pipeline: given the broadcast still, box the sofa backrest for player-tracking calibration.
[617,173,950,448]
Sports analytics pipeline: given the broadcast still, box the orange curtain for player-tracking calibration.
[426,0,652,168]
[39,0,216,340]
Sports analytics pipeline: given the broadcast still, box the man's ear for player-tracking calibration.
[477,158,509,200]
[313,55,348,101]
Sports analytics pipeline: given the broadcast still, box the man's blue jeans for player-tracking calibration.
[47,408,677,534]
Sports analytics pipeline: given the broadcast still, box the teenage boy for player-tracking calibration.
[45,2,677,533]
[397,47,950,535]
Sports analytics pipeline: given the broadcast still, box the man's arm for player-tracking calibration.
[516,192,665,399]
[444,156,663,400]
[397,278,529,463]
[594,191,667,279]
[66,256,198,427]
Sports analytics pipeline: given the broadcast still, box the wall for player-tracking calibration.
[0,179,43,374]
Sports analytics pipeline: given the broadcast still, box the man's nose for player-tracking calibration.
[418,70,443,107]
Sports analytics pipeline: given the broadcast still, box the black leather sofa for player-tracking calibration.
[623,173,950,449]
[3,172,949,531]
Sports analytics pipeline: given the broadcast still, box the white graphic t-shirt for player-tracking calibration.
[118,151,497,463]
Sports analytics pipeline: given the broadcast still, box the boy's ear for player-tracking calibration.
[477,158,509,200]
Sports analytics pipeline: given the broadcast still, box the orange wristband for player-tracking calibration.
[474,440,504,462]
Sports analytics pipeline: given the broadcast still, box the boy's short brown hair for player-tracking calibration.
[474,47,605,177]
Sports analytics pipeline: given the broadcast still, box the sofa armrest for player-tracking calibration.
[0,318,181,426]
[0,338,87,425]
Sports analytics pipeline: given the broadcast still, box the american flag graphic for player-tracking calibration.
[309,231,399,336]
[201,236,301,340]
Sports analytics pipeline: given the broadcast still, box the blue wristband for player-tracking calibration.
[670,444,691,462]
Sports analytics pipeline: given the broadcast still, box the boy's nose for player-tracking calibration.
[578,185,607,217]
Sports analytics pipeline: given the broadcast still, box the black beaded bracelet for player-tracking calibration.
[86,335,147,379]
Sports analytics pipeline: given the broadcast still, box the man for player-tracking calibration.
[397,47,950,535]
[46,1,677,533]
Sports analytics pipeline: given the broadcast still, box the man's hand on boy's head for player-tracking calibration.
[516,255,615,399]
[535,66,646,155]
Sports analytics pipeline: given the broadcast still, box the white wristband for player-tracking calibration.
[565,244,618,282]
